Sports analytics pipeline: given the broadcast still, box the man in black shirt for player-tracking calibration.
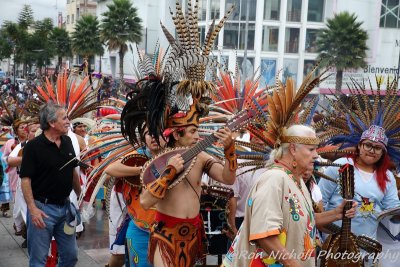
[20,101,81,266]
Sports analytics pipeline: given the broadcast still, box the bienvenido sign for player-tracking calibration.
[363,65,400,75]
[319,67,399,94]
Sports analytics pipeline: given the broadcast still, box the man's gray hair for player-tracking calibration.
[39,101,65,130]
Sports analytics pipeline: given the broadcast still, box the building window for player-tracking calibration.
[226,0,240,20]
[221,55,229,68]
[77,8,80,20]
[304,60,318,78]
[224,22,239,49]
[285,28,300,53]
[262,26,279,51]
[199,26,206,45]
[223,22,255,50]
[260,58,277,86]
[287,0,302,22]
[196,0,220,21]
[226,0,256,21]
[239,23,255,50]
[380,0,400,28]
[264,0,280,20]
[241,0,257,20]
[210,0,220,19]
[223,0,256,51]
[283,58,298,85]
[238,57,254,80]
[308,0,324,22]
[67,0,70,4]
[305,29,319,53]
[72,14,74,24]
[198,0,207,20]
[67,15,70,24]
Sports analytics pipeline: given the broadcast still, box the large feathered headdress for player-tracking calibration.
[262,67,327,148]
[0,97,30,133]
[26,71,103,120]
[160,0,233,97]
[121,78,155,147]
[143,0,233,143]
[199,66,270,173]
[120,44,169,146]
[318,77,400,165]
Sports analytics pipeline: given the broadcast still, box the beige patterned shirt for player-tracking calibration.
[223,166,316,267]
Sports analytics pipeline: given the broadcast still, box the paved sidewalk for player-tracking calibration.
[0,213,104,267]
[0,203,222,267]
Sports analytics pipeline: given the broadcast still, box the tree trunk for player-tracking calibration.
[99,54,102,73]
[58,56,62,73]
[119,48,124,85]
[335,70,343,95]
[23,62,27,78]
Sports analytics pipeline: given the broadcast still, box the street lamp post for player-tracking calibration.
[13,46,16,85]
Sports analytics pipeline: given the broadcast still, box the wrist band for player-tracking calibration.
[224,142,237,171]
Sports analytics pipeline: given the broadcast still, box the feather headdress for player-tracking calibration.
[0,98,30,133]
[160,0,233,98]
[27,71,103,120]
[121,43,171,146]
[262,66,327,148]
[121,79,155,147]
[193,63,270,172]
[143,0,233,143]
[318,76,400,165]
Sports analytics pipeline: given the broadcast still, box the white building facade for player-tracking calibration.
[94,0,162,81]
[93,0,400,92]
[65,0,98,34]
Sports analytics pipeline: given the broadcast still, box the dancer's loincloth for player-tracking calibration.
[148,211,206,267]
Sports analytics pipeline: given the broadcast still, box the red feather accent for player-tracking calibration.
[45,77,56,102]
[36,85,50,102]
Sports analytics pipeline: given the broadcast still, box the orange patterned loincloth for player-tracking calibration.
[148,211,206,267]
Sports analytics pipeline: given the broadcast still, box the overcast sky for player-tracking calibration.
[0,0,66,26]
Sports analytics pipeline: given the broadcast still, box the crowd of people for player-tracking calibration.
[1,1,400,267]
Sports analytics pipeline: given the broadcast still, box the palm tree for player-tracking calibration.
[49,27,72,73]
[2,21,25,80]
[101,0,143,83]
[316,12,368,94]
[71,14,104,73]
